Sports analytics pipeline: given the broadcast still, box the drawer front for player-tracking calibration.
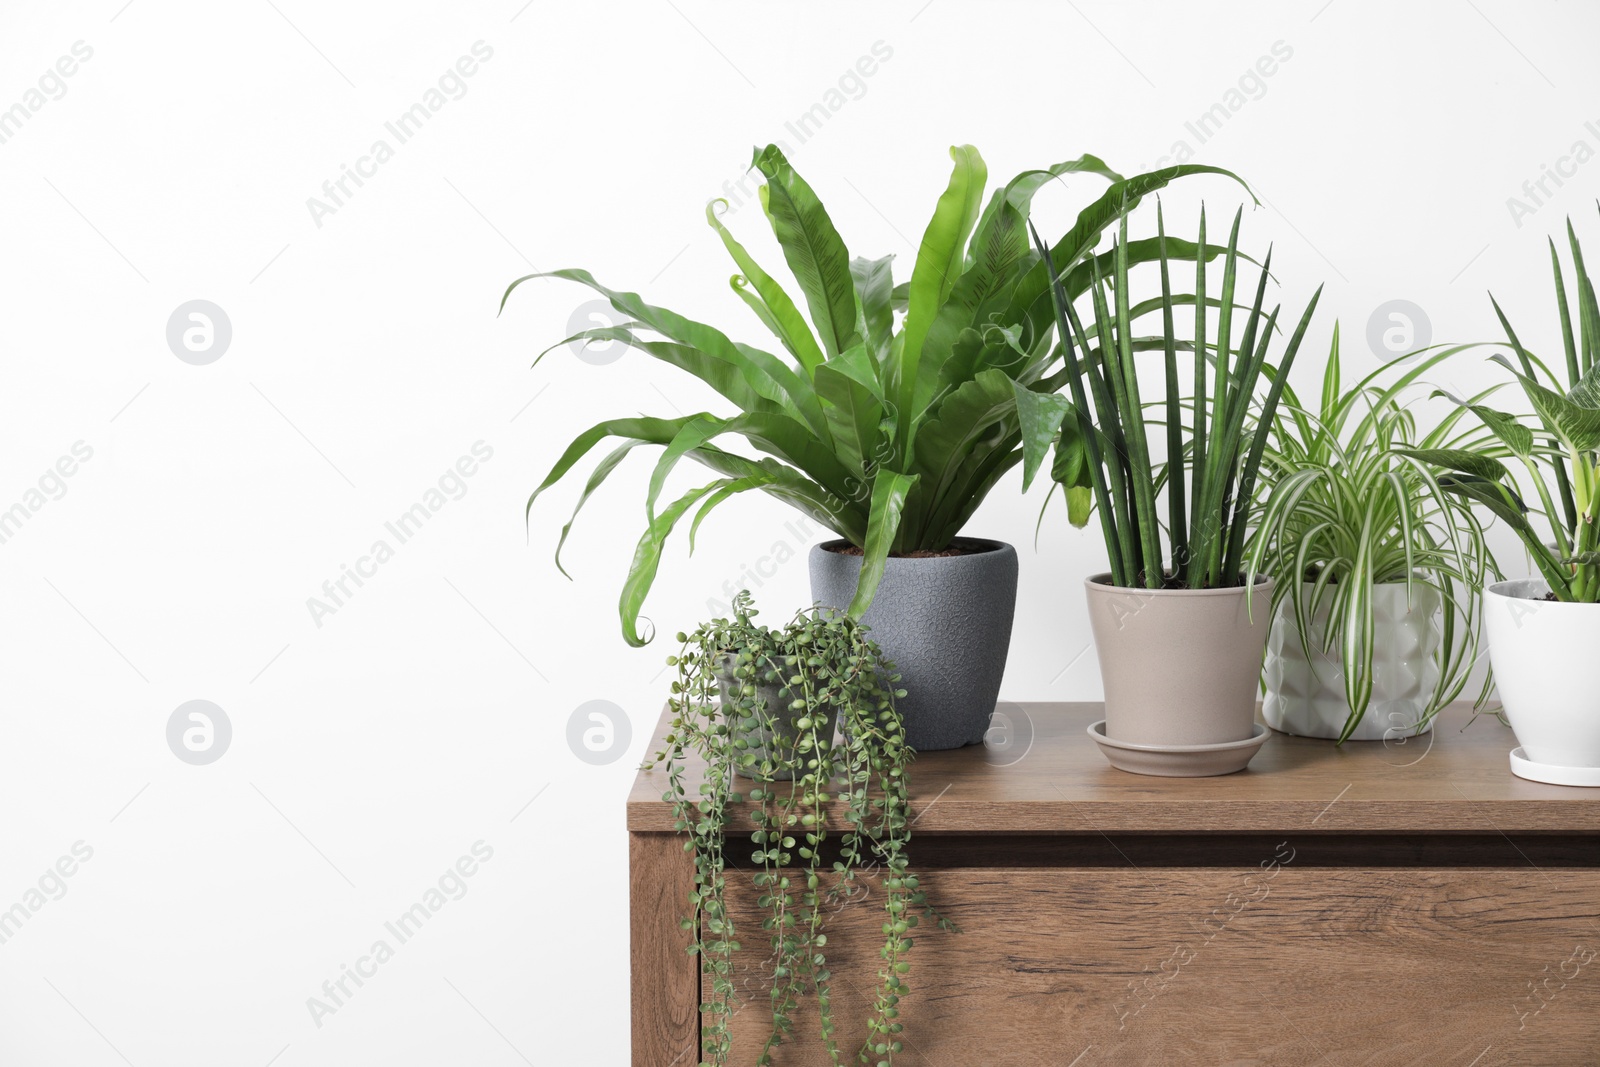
[711,865,1600,1065]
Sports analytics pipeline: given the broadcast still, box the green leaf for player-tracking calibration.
[1435,473,1570,596]
[1227,290,1315,584]
[918,320,1028,420]
[1010,164,1255,336]
[968,154,1123,270]
[646,414,727,520]
[716,413,864,504]
[1244,466,1329,588]
[1225,265,1324,585]
[686,449,859,542]
[1112,219,1165,586]
[847,471,918,617]
[851,255,896,367]
[1190,207,1210,581]
[1321,321,1341,425]
[923,440,1023,546]
[1063,486,1092,527]
[910,201,1031,403]
[553,441,646,578]
[913,369,1019,516]
[527,414,698,524]
[751,144,859,358]
[1550,235,1581,385]
[534,320,643,365]
[1392,447,1512,484]
[815,342,887,403]
[1011,381,1072,491]
[1053,165,1254,268]
[896,145,988,459]
[537,325,781,416]
[1491,354,1600,451]
[706,199,825,372]
[919,145,989,309]
[889,280,910,313]
[1437,476,1530,534]
[1569,358,1600,409]
[505,268,831,442]
[1156,205,1187,577]
[814,344,885,485]
[1568,217,1600,374]
[948,207,1031,317]
[726,275,793,358]
[1030,220,1125,584]
[688,474,775,551]
[1061,236,1260,304]
[1051,417,1095,529]
[1428,388,1534,457]
[620,480,729,646]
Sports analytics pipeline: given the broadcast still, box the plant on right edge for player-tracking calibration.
[648,592,947,1065]
[1245,327,1502,743]
[1403,214,1600,784]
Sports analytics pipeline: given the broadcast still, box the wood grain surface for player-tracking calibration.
[630,831,697,1067]
[630,703,1600,833]
[631,702,1600,1065]
[713,864,1600,1066]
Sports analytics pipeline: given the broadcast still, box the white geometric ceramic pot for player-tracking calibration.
[1262,582,1441,741]
[1484,578,1600,776]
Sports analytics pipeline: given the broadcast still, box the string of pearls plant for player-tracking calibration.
[647,591,952,1066]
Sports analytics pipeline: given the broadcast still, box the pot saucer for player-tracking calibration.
[1087,720,1269,778]
[1509,747,1600,787]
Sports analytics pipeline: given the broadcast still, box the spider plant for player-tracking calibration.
[1401,214,1600,603]
[1016,204,1323,590]
[1244,327,1502,741]
[502,145,1248,644]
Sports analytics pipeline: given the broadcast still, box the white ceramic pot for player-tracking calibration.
[1484,578,1600,769]
[1262,582,1440,741]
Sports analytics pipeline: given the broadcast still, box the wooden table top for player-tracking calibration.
[628,702,1600,834]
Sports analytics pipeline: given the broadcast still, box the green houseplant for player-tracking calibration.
[648,592,948,1065]
[1019,206,1322,772]
[1405,216,1600,784]
[505,144,1247,750]
[1246,327,1500,743]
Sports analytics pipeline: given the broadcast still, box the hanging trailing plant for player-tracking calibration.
[647,591,949,1066]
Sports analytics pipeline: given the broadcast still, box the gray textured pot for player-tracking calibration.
[808,537,1018,751]
[715,657,838,781]
[1085,573,1274,748]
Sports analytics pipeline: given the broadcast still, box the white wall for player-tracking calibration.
[0,1,1591,1062]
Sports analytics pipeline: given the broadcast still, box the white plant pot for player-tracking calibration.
[1262,582,1440,741]
[1484,578,1600,774]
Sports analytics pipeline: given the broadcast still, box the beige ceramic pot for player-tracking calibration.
[1085,573,1274,747]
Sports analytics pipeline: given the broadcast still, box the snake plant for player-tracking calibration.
[1401,214,1600,603]
[1245,328,1501,740]
[504,144,1246,644]
[1017,204,1323,589]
